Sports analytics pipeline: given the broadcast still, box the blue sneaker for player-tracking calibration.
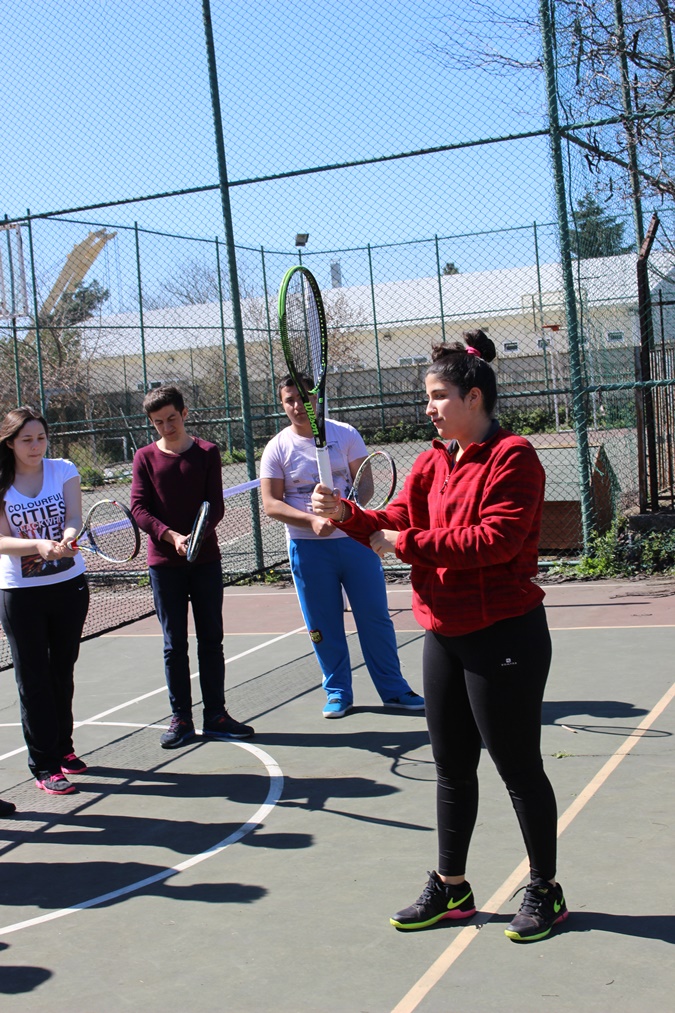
[322,697,352,719]
[384,691,425,711]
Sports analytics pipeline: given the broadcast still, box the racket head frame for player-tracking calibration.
[70,499,141,562]
[348,450,398,511]
[186,500,210,564]
[277,265,329,452]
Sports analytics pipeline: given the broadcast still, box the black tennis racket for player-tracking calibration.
[69,500,141,562]
[186,501,210,563]
[348,451,397,510]
[278,265,332,489]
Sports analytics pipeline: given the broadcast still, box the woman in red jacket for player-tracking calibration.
[311,331,567,943]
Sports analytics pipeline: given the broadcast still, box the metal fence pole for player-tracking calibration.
[539,0,594,550]
[214,236,233,454]
[613,0,646,250]
[24,212,46,413]
[202,0,263,569]
[133,222,148,394]
[367,243,385,428]
[434,234,447,344]
[636,213,660,510]
[260,245,280,432]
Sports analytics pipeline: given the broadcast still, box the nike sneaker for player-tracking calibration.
[504,880,568,942]
[390,870,476,930]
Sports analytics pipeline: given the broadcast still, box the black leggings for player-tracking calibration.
[0,576,89,776]
[423,604,558,882]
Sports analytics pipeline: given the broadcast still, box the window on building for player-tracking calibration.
[503,341,519,352]
[398,355,429,365]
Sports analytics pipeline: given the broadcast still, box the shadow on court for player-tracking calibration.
[0,578,673,1012]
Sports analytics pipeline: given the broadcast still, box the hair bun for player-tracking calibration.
[462,329,496,364]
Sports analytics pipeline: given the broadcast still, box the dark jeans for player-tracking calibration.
[0,575,89,776]
[423,604,558,882]
[149,560,225,722]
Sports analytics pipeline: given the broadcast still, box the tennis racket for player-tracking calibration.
[278,265,332,489]
[69,500,140,562]
[348,451,397,510]
[186,501,210,563]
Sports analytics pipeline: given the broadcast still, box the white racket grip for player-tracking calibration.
[315,446,333,490]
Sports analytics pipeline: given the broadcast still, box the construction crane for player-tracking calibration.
[39,228,117,318]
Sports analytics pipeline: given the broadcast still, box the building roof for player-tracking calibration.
[81,251,675,359]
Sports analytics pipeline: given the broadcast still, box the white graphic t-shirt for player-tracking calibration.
[260,419,367,540]
[0,458,87,589]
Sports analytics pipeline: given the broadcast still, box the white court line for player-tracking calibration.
[0,626,306,764]
[390,676,675,1013]
[0,740,283,938]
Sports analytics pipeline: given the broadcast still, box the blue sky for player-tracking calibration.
[0,1,581,300]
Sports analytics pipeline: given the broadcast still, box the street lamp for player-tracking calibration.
[294,233,309,247]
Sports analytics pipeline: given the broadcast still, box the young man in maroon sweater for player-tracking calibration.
[131,385,253,748]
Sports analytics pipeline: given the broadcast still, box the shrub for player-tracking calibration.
[79,465,105,488]
[551,516,675,578]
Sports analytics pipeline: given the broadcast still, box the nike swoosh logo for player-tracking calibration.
[447,891,472,911]
[553,900,563,913]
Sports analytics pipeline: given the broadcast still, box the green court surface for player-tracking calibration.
[0,579,673,1012]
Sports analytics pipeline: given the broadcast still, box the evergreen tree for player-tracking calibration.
[570,193,634,259]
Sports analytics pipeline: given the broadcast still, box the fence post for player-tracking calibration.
[202,0,263,569]
[133,222,148,394]
[4,218,21,406]
[367,243,385,429]
[260,245,280,433]
[613,0,646,250]
[215,237,233,453]
[538,0,594,551]
[23,212,47,413]
[434,235,447,344]
[636,213,660,511]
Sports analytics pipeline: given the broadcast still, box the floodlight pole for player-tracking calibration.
[202,0,263,567]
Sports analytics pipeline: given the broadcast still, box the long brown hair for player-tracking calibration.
[0,407,49,506]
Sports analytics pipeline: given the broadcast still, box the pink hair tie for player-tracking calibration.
[465,346,481,357]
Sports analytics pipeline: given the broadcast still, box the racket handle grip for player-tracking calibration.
[316,447,333,490]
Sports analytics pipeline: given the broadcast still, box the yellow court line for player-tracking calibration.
[102,624,675,638]
[390,677,675,1013]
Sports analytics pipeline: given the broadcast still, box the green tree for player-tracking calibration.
[570,193,633,259]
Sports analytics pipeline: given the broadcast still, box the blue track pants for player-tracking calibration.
[289,535,414,705]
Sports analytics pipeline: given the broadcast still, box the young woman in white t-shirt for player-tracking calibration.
[0,407,90,800]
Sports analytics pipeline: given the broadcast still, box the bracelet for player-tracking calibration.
[336,501,347,523]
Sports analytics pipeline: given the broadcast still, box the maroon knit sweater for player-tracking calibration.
[131,438,224,567]
[337,427,545,636]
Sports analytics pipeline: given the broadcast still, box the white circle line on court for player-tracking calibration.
[0,739,284,938]
[0,626,306,767]
[389,675,675,1013]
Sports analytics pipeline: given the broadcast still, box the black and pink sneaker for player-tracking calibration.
[35,773,77,796]
[61,753,88,775]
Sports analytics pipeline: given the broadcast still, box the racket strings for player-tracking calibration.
[85,503,137,561]
[352,453,397,510]
[284,277,321,386]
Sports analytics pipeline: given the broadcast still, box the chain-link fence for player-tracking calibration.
[1,1,674,668]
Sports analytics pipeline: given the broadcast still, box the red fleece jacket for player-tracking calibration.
[337,427,545,636]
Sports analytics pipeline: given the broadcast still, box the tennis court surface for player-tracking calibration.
[0,577,673,1012]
